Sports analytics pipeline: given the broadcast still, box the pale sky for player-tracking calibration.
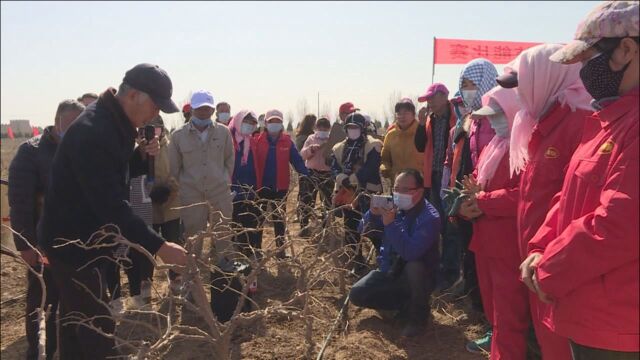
[1,1,597,129]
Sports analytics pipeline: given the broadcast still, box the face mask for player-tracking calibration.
[240,123,256,135]
[266,123,283,134]
[393,193,414,211]
[191,116,213,128]
[488,113,509,138]
[217,112,231,124]
[347,128,361,140]
[580,51,631,102]
[316,130,330,139]
[461,90,478,107]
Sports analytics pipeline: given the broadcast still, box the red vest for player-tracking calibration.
[254,132,291,191]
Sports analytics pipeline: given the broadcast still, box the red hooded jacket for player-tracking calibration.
[529,88,639,352]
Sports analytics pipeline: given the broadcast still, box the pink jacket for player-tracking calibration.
[300,133,331,172]
[529,88,639,352]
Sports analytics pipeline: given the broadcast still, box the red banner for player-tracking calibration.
[7,127,14,140]
[434,38,541,65]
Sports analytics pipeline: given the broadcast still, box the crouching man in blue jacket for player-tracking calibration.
[350,168,441,337]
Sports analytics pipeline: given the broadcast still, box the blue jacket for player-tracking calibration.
[262,134,308,190]
[360,200,441,272]
[231,138,258,201]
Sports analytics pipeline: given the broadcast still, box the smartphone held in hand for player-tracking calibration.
[371,195,394,210]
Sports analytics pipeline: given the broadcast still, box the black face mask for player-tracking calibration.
[579,50,631,101]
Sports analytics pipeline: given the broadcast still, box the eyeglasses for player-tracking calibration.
[392,187,420,193]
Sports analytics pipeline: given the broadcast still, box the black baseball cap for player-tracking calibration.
[122,63,179,113]
[496,70,518,89]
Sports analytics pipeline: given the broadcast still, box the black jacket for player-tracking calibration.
[8,126,58,251]
[37,88,165,266]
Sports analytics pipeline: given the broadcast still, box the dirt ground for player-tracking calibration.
[0,138,488,359]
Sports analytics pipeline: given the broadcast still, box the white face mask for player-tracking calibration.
[347,128,361,140]
[266,123,283,134]
[462,90,478,107]
[315,130,330,139]
[240,123,256,135]
[489,113,510,138]
[393,193,414,211]
[217,112,231,124]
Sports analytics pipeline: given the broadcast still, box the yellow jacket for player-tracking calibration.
[380,120,423,181]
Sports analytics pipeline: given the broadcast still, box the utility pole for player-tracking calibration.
[317,91,320,118]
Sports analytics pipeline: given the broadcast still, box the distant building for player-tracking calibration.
[10,120,31,137]
[1,119,36,138]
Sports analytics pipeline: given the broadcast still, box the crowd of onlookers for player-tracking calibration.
[5,1,638,359]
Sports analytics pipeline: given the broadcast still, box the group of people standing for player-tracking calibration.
[5,1,638,359]
[351,1,639,358]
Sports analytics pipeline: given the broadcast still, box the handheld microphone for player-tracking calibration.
[144,125,155,184]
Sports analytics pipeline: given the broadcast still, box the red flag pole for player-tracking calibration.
[431,37,436,84]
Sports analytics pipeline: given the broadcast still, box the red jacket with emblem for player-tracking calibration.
[529,88,639,352]
[517,102,592,260]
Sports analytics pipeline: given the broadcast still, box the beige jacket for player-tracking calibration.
[152,135,181,224]
[169,121,235,204]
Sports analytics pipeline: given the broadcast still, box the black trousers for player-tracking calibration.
[257,189,288,256]
[350,261,436,324]
[570,341,639,360]
[48,257,118,359]
[340,194,372,260]
[124,249,154,296]
[232,199,262,258]
[25,264,59,360]
[105,248,154,298]
[153,218,182,280]
[298,170,334,228]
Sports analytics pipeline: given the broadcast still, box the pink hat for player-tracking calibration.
[550,1,639,64]
[265,109,284,122]
[418,83,449,102]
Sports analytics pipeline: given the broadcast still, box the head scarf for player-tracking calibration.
[458,58,499,111]
[476,86,520,188]
[229,110,257,166]
[509,43,593,175]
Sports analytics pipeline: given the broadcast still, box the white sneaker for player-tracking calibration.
[141,281,152,302]
[128,295,151,311]
[109,298,126,317]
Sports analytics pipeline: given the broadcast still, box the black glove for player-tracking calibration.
[149,184,171,205]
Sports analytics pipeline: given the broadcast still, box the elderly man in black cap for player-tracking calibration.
[37,63,188,359]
